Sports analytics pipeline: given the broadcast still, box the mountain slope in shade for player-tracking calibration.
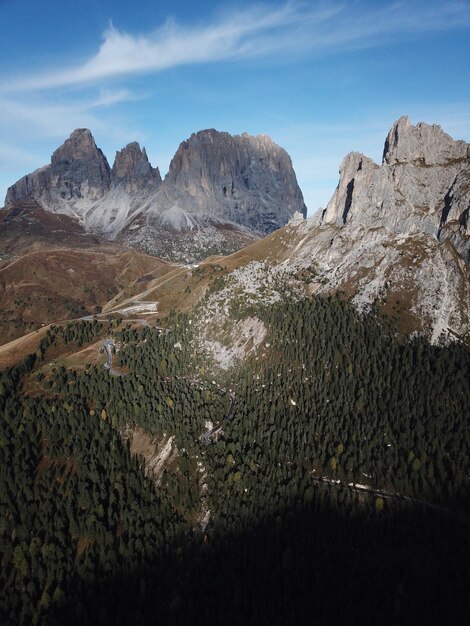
[5,128,306,262]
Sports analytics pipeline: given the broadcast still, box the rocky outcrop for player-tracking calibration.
[322,117,470,260]
[153,130,306,233]
[4,165,51,206]
[111,142,161,193]
[49,128,111,200]
[4,131,163,236]
[216,118,469,344]
[383,115,469,166]
[6,129,112,214]
[280,116,470,344]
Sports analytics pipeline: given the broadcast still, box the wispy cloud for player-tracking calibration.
[0,142,43,170]
[89,88,138,109]
[0,96,103,138]
[2,1,470,93]
[0,86,142,144]
[1,3,312,92]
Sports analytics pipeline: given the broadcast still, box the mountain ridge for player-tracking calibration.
[320,116,469,269]
[1,116,469,349]
[168,116,469,351]
[5,128,306,261]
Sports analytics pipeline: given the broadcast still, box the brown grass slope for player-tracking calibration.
[0,243,175,346]
[0,198,103,258]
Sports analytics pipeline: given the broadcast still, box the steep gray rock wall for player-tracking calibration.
[111,142,161,193]
[5,129,112,217]
[154,130,307,233]
[383,115,469,166]
[281,116,470,343]
[5,132,163,231]
[5,165,51,205]
[49,128,111,201]
[322,117,470,259]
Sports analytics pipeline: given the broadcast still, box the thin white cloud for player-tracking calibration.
[0,96,102,138]
[2,1,470,93]
[0,142,43,170]
[0,87,142,142]
[89,88,137,108]
[1,3,310,92]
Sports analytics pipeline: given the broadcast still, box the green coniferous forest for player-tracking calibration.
[0,297,469,625]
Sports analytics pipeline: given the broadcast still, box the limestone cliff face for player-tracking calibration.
[111,142,161,193]
[382,115,469,166]
[5,165,51,206]
[4,131,163,236]
[276,117,470,344]
[49,128,111,201]
[155,130,307,233]
[6,129,111,211]
[322,117,470,259]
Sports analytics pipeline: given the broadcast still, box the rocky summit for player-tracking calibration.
[5,129,111,212]
[154,130,306,233]
[322,116,469,261]
[111,142,162,193]
[5,128,306,262]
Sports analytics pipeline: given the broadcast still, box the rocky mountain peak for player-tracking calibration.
[5,126,307,259]
[5,128,112,207]
[51,128,105,165]
[111,142,162,192]
[382,115,469,166]
[48,128,111,202]
[161,128,306,233]
[322,116,470,261]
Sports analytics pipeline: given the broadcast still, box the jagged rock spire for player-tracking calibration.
[383,115,469,166]
[111,142,161,192]
[322,116,469,259]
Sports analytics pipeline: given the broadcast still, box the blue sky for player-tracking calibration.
[1,0,470,214]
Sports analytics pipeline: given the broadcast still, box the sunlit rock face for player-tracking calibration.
[322,116,469,260]
[261,117,470,344]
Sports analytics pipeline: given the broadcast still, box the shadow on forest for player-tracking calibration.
[51,496,470,626]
